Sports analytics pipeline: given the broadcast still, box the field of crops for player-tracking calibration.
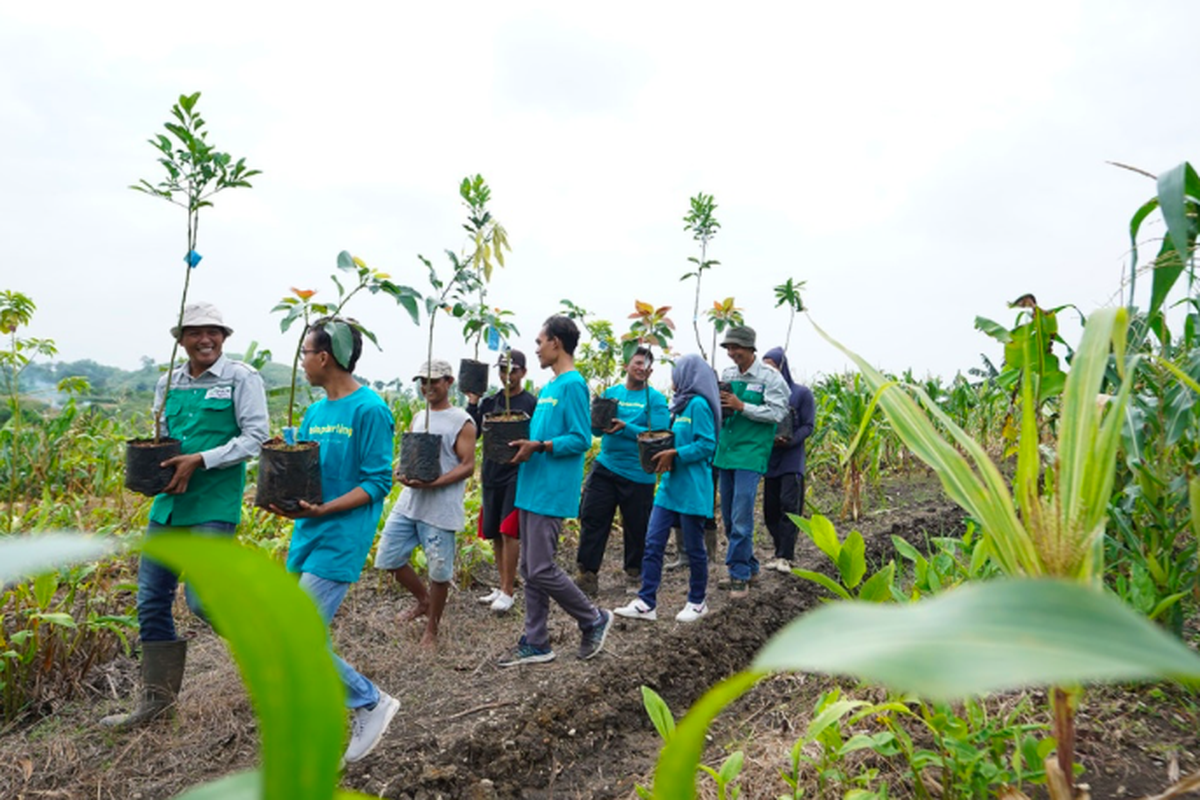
[4,100,1200,798]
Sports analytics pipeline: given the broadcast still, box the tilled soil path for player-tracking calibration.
[25,474,1171,800]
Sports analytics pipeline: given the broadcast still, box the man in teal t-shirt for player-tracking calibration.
[575,345,669,595]
[270,317,399,766]
[499,315,614,667]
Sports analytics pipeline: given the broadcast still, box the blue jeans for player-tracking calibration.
[299,573,381,710]
[137,521,236,643]
[638,506,708,608]
[719,469,761,582]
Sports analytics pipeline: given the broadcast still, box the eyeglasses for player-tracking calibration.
[300,348,323,357]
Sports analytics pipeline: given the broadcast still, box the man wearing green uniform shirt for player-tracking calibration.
[713,325,789,598]
[102,302,269,728]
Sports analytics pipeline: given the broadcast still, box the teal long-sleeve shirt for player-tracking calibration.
[515,370,591,519]
[655,395,718,517]
[287,386,395,583]
[594,383,670,484]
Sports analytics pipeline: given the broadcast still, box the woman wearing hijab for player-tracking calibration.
[761,346,816,572]
[614,354,720,622]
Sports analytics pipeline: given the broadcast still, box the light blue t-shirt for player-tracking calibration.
[594,383,670,484]
[515,370,591,519]
[287,386,394,583]
[655,395,718,517]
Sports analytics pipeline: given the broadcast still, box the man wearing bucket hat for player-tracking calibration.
[465,349,537,613]
[102,301,269,729]
[376,358,476,649]
[713,325,788,599]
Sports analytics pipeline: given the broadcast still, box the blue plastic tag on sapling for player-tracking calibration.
[487,326,501,351]
[283,426,297,446]
[184,250,203,268]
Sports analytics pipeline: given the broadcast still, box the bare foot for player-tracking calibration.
[418,631,438,652]
[399,603,429,623]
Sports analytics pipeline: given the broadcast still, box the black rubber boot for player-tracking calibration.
[100,639,187,728]
[665,527,686,570]
[705,527,719,565]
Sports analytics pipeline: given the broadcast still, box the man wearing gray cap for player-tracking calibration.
[376,358,476,650]
[102,301,269,729]
[713,325,788,598]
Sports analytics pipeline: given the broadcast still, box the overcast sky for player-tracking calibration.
[2,1,1196,396]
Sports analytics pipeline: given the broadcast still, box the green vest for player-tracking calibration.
[713,379,777,473]
[149,384,247,527]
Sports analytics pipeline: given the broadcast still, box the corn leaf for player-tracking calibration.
[145,535,344,800]
[753,579,1200,700]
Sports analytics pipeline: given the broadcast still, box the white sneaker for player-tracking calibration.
[477,588,501,604]
[344,692,400,764]
[675,601,709,622]
[490,592,514,613]
[771,558,794,575]
[613,599,657,621]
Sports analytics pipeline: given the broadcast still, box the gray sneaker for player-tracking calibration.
[578,609,614,660]
[344,691,400,764]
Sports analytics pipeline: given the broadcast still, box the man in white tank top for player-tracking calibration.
[375,359,476,650]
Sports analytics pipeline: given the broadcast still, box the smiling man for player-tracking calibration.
[376,359,476,650]
[102,301,268,729]
[713,325,788,599]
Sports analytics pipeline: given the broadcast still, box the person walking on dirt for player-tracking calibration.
[101,302,268,730]
[465,349,536,614]
[574,345,669,597]
[615,354,720,623]
[269,317,400,764]
[376,359,476,649]
[761,347,815,573]
[713,325,789,599]
[499,315,615,666]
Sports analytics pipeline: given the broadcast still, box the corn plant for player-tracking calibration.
[2,533,379,799]
[131,92,260,441]
[816,373,886,520]
[789,513,896,603]
[1120,161,1200,325]
[648,309,1200,799]
[681,192,721,364]
[636,686,746,800]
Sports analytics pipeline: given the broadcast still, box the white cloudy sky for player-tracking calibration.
[2,1,1195,392]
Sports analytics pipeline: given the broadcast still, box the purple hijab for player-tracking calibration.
[764,346,794,388]
[670,354,721,446]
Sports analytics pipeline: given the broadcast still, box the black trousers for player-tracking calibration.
[576,462,655,575]
[763,473,806,561]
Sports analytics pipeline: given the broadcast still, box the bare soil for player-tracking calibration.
[2,469,1198,799]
